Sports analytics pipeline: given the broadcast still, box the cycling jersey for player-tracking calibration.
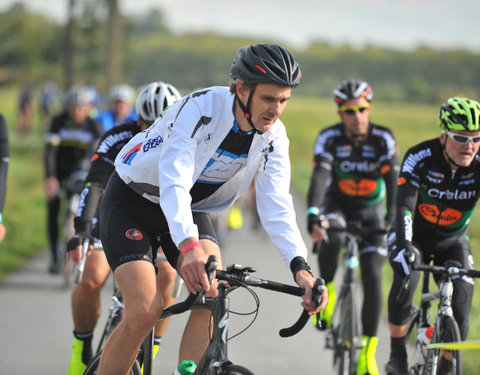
[95,109,137,133]
[74,120,140,235]
[115,86,306,266]
[0,114,9,220]
[394,137,480,250]
[307,122,399,217]
[45,111,103,180]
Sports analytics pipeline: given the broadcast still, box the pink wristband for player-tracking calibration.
[180,241,201,256]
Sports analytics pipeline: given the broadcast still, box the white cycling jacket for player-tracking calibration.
[115,86,307,266]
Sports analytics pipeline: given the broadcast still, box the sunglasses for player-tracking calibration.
[339,104,370,115]
[446,131,480,145]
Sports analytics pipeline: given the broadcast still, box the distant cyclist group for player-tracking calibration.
[9,43,477,375]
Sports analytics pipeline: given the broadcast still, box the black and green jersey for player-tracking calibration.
[307,122,399,213]
[395,138,480,248]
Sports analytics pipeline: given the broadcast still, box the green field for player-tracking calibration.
[0,87,479,372]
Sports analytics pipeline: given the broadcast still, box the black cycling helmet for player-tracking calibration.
[333,79,373,106]
[230,44,301,88]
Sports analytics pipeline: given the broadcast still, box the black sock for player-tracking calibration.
[390,336,407,359]
[73,330,93,365]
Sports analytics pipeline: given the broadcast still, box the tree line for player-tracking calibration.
[1,2,479,103]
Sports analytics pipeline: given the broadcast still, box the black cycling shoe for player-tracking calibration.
[385,356,408,375]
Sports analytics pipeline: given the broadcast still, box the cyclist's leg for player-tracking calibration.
[153,247,177,356]
[98,260,161,374]
[385,238,422,375]
[317,207,345,326]
[357,250,385,375]
[47,195,61,273]
[97,173,168,374]
[68,248,111,374]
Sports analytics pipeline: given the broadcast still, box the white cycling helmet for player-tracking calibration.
[135,81,182,124]
[110,84,135,103]
[64,85,96,107]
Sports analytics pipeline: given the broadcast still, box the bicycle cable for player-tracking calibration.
[210,281,260,341]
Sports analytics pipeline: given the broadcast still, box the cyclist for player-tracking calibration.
[306,79,399,375]
[385,97,480,375]
[0,113,9,243]
[84,43,327,375]
[65,81,182,375]
[17,82,34,134]
[44,86,103,274]
[95,83,137,132]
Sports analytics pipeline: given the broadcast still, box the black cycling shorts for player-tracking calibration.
[100,172,217,272]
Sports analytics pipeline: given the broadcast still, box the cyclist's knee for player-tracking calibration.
[77,276,104,296]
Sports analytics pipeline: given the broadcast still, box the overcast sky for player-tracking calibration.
[2,0,479,52]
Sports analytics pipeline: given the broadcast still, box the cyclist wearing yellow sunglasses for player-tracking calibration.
[307,79,399,375]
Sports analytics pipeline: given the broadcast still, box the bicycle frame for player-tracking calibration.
[401,259,480,375]
[147,257,324,375]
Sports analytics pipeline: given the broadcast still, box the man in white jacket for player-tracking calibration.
[85,43,327,375]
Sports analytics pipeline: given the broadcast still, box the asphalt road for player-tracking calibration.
[0,192,391,374]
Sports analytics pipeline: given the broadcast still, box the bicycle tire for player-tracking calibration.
[404,307,423,374]
[423,315,462,375]
[220,364,255,374]
[83,352,142,375]
[138,330,154,375]
[336,286,358,375]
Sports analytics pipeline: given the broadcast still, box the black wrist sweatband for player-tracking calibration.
[290,256,313,281]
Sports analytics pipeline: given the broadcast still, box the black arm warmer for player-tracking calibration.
[290,256,313,281]
[393,181,419,250]
[307,156,331,208]
[383,161,400,227]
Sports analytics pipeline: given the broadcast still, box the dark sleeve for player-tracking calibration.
[306,156,332,209]
[383,147,400,228]
[307,131,333,209]
[73,156,114,233]
[44,115,61,178]
[0,114,9,214]
[393,176,418,251]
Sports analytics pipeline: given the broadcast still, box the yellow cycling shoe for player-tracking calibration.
[66,337,88,375]
[356,335,379,375]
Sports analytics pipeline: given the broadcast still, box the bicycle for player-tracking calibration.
[396,258,480,375]
[313,221,386,375]
[86,255,325,374]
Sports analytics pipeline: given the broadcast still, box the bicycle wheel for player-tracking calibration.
[404,307,424,374]
[83,352,142,375]
[335,286,359,375]
[423,315,462,375]
[220,364,255,374]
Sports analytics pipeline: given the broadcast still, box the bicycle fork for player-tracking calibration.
[196,282,231,373]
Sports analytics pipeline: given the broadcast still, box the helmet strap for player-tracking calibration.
[442,136,464,169]
[235,86,264,135]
